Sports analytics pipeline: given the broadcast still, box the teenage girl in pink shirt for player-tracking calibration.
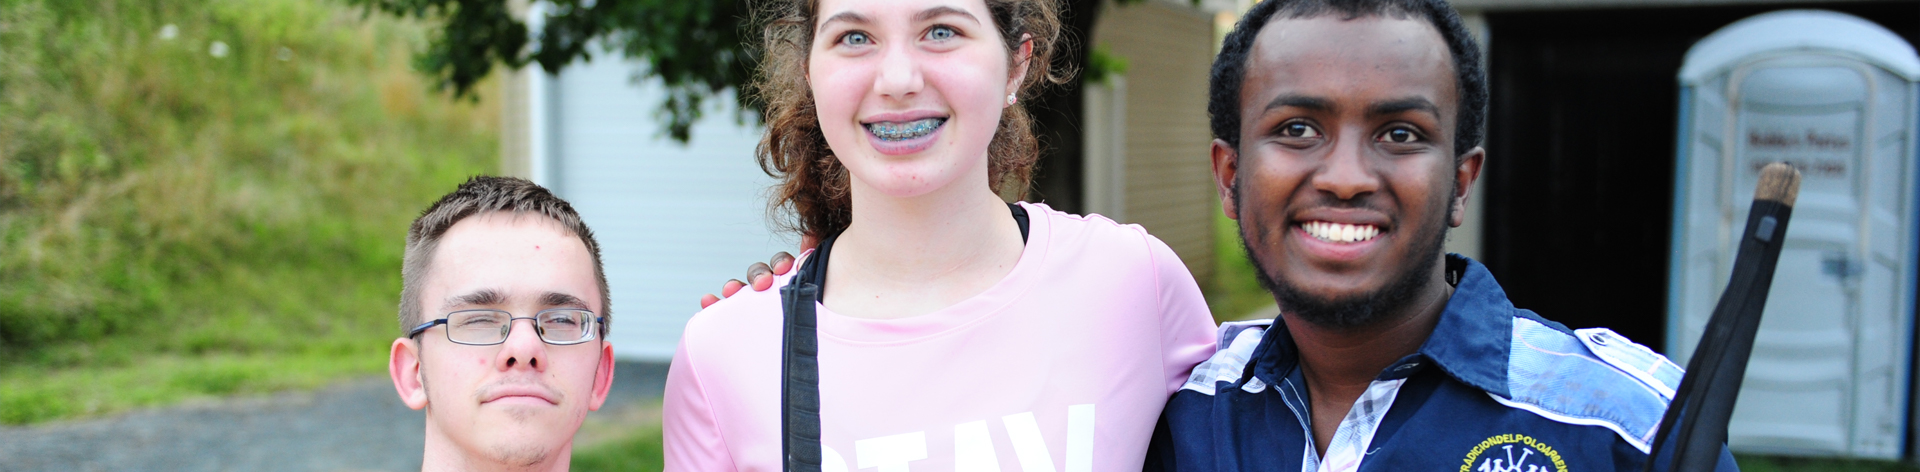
[663,0,1217,469]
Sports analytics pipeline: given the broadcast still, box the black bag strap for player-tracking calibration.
[1010,202,1029,243]
[779,203,1027,471]
[780,231,837,472]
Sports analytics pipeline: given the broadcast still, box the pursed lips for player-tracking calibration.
[475,381,563,406]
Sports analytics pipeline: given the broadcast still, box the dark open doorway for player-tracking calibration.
[1482,1,1920,353]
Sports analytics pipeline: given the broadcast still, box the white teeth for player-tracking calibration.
[1302,221,1380,243]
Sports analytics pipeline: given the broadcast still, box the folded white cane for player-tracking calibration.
[1644,162,1801,471]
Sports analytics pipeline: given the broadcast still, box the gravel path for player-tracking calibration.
[0,361,668,472]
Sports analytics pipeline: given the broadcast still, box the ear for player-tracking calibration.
[1004,34,1034,107]
[1449,147,1486,228]
[588,341,617,411]
[390,337,430,410]
[1212,138,1241,220]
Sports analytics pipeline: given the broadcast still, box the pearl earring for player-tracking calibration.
[1006,93,1017,106]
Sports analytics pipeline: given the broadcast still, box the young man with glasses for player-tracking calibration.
[388,176,617,472]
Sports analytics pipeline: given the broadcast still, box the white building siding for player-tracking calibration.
[537,55,787,361]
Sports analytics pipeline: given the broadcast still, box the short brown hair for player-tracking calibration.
[398,176,611,337]
[754,0,1072,239]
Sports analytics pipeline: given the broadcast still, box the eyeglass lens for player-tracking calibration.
[446,310,594,345]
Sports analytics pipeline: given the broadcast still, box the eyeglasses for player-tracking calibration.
[408,308,604,346]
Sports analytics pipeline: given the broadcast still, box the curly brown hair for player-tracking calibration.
[754,0,1072,240]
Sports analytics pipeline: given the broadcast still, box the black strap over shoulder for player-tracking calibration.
[779,204,1026,471]
[1010,202,1029,243]
[780,232,836,472]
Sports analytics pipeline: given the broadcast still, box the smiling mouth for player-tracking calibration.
[1301,221,1381,243]
[864,118,947,141]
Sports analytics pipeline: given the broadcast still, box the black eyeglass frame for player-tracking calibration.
[407,308,606,346]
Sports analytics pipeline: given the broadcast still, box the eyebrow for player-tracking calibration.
[820,11,870,28]
[1260,95,1442,121]
[914,6,980,25]
[1262,94,1334,114]
[820,6,980,29]
[540,291,590,310]
[443,289,506,311]
[1366,97,1441,119]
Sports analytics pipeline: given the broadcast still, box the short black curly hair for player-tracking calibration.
[1209,0,1486,159]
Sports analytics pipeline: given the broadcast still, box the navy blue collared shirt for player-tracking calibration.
[1149,255,1737,472]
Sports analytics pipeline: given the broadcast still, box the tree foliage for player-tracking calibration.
[352,0,755,142]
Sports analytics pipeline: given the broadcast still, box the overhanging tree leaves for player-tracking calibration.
[359,0,1162,210]
[352,0,755,142]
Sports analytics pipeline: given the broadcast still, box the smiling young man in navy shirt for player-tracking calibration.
[1147,0,1738,470]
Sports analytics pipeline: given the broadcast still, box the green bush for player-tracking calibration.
[0,0,495,423]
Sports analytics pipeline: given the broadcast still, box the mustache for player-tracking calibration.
[471,376,565,404]
[1228,178,1393,218]
[1291,194,1389,214]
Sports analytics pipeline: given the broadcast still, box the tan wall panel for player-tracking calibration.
[1092,1,1219,284]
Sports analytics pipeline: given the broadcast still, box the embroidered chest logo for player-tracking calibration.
[1459,434,1568,472]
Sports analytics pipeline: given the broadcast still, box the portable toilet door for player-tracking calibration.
[1667,10,1920,458]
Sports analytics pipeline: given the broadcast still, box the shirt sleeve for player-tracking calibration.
[663,336,738,472]
[1144,232,1219,394]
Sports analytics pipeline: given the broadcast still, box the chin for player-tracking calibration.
[484,441,554,468]
[848,158,978,199]
[1249,248,1443,331]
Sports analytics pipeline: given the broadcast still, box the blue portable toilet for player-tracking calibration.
[1668,10,1920,459]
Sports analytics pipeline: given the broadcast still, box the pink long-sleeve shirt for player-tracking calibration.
[663,202,1218,471]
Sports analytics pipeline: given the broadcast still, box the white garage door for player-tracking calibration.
[541,54,789,361]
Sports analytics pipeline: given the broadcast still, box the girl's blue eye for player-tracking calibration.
[842,32,872,46]
[926,26,956,41]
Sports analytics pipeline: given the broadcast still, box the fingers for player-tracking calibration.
[771,252,796,276]
[701,279,751,309]
[748,262,774,292]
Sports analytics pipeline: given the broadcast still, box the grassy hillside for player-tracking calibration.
[0,0,496,424]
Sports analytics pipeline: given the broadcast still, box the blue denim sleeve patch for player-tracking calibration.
[1501,317,1676,453]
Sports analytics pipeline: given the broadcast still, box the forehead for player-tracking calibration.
[1240,15,1457,115]
[426,213,600,311]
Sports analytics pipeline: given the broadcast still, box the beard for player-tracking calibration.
[1236,180,1454,330]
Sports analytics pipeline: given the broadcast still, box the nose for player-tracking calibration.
[495,318,548,372]
[1312,130,1380,201]
[873,42,923,99]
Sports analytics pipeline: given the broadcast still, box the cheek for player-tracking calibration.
[808,57,867,129]
[927,56,1008,114]
[1240,152,1305,203]
[552,353,604,398]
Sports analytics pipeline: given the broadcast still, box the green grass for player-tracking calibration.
[0,0,495,424]
[571,425,666,472]
[1204,207,1276,323]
